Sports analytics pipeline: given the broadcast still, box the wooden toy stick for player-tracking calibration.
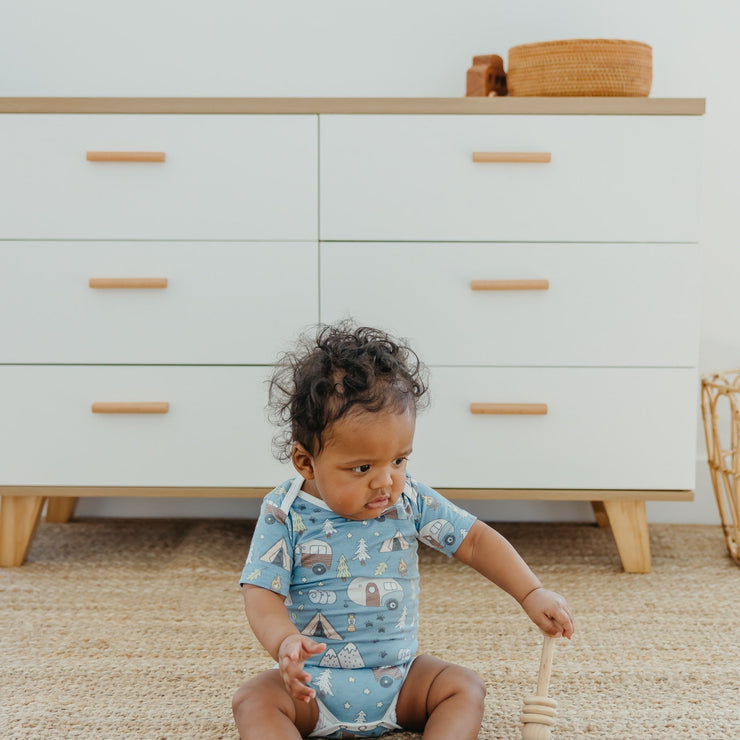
[536,634,555,696]
[521,635,558,739]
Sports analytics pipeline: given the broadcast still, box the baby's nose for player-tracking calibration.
[371,468,393,488]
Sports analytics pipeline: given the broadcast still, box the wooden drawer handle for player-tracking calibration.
[92,402,170,414]
[89,278,168,289]
[472,152,551,163]
[471,279,549,291]
[86,151,166,163]
[470,403,548,415]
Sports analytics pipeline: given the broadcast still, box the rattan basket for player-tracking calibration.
[701,370,740,564]
[507,38,652,97]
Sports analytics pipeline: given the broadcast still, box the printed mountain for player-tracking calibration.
[319,642,365,669]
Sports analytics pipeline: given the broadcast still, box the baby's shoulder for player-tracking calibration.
[259,479,296,525]
[403,474,437,503]
[266,479,293,501]
[404,475,476,522]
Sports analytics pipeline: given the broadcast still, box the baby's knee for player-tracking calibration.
[232,673,321,739]
[232,675,292,720]
[467,668,487,698]
[452,665,487,706]
[231,681,258,720]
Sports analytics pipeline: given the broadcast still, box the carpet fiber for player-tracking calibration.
[2,518,739,739]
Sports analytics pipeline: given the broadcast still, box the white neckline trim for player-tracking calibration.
[281,476,415,516]
[279,475,305,514]
[297,488,332,511]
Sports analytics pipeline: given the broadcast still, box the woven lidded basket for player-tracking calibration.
[507,38,652,97]
[701,370,740,564]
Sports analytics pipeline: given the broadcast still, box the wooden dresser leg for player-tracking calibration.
[591,501,610,528]
[46,497,79,523]
[0,495,46,566]
[602,500,651,573]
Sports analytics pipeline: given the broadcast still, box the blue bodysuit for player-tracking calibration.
[239,474,476,738]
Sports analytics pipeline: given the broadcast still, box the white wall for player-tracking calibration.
[1,1,736,523]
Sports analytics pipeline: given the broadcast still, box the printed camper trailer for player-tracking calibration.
[419,518,456,549]
[372,665,404,688]
[347,577,404,610]
[295,539,332,575]
[263,502,287,525]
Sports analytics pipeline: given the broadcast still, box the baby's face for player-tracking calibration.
[296,407,415,520]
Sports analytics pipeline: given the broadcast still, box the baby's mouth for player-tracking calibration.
[366,495,390,510]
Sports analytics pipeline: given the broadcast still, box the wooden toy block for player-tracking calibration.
[466,54,507,96]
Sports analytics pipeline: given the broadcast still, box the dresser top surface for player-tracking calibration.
[0,97,705,115]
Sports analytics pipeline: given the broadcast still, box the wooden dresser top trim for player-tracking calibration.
[0,97,706,115]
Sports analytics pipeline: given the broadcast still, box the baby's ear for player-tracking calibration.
[291,444,316,479]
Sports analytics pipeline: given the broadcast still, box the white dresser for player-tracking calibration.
[0,97,705,571]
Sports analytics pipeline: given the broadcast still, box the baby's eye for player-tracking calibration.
[352,464,371,473]
[393,457,408,466]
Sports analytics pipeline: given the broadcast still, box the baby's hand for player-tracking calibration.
[278,634,326,703]
[520,587,575,639]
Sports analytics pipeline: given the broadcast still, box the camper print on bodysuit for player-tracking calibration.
[241,475,475,737]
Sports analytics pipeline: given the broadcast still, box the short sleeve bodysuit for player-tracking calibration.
[239,474,476,736]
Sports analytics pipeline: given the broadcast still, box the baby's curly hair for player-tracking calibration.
[268,322,429,461]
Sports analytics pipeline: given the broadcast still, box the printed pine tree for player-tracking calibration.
[336,554,351,581]
[395,605,408,630]
[352,538,370,566]
[243,568,261,581]
[292,512,306,534]
[314,668,334,697]
[322,519,337,538]
[354,710,367,723]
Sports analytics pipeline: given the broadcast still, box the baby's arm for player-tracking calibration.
[454,520,574,638]
[241,584,326,702]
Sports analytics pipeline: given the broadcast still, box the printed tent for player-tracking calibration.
[379,531,411,553]
[260,538,291,569]
[302,611,342,640]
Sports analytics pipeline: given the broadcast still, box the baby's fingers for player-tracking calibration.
[301,637,326,659]
[556,609,575,639]
[523,588,575,639]
[542,603,575,639]
[288,677,316,703]
[281,664,316,703]
[532,612,564,638]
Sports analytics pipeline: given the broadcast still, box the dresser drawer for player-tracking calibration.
[319,115,702,242]
[0,241,318,364]
[0,366,290,486]
[0,115,317,239]
[410,367,697,490]
[321,242,699,367]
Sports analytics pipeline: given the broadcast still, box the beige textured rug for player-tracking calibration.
[2,518,739,739]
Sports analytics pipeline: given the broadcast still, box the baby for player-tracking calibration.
[233,323,574,739]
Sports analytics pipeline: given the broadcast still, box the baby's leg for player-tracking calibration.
[232,668,318,740]
[395,655,486,739]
